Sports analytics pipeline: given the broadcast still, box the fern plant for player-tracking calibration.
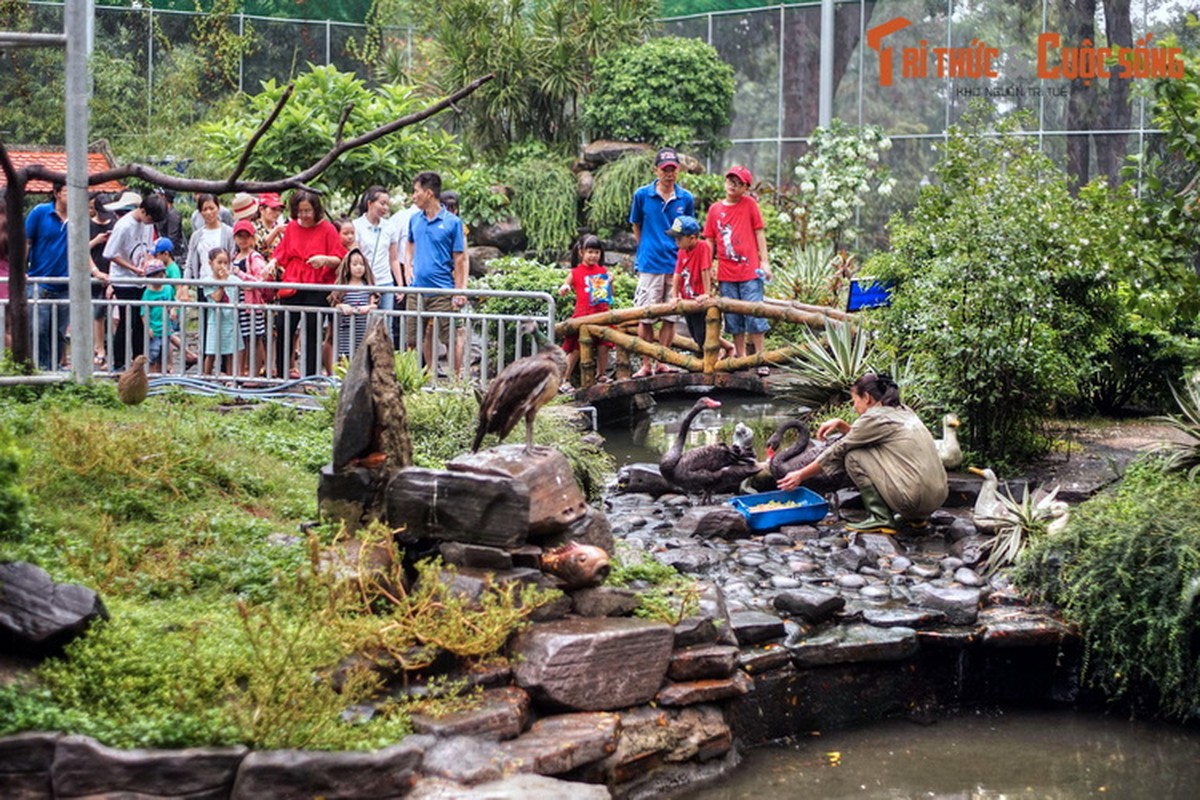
[506,158,579,255]
[587,151,654,234]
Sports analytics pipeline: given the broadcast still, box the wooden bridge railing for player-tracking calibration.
[553,297,852,389]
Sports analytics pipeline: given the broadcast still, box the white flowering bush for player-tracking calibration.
[788,119,895,249]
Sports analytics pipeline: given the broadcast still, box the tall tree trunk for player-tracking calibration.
[1096,0,1133,187]
[1063,0,1097,191]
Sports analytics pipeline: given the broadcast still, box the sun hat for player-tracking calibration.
[152,237,174,254]
[103,190,142,212]
[232,219,256,237]
[725,165,754,185]
[655,148,681,169]
[667,215,701,238]
[257,192,283,209]
[143,259,166,276]
[231,192,259,220]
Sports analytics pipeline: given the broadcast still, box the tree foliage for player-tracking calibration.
[407,0,659,156]
[582,36,734,150]
[872,106,1132,467]
[198,65,460,197]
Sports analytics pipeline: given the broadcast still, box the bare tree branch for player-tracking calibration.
[23,74,495,195]
[228,82,295,184]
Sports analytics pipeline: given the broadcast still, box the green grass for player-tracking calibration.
[0,379,604,748]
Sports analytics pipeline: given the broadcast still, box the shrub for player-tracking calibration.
[1015,461,1200,721]
[0,429,30,540]
[872,106,1121,468]
[583,37,734,151]
[587,151,654,234]
[505,158,580,256]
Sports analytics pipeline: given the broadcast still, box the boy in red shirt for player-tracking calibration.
[557,234,613,389]
[703,165,772,371]
[669,215,733,358]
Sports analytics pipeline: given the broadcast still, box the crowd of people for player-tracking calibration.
[12,171,468,377]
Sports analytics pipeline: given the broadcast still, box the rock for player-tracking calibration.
[448,446,587,537]
[427,567,542,605]
[737,646,793,675]
[598,705,731,786]
[471,218,527,252]
[909,583,983,625]
[654,546,721,574]
[512,618,673,711]
[859,584,892,600]
[230,737,430,799]
[420,736,508,785]
[572,586,640,617]
[439,542,514,571]
[497,712,620,775]
[329,334,376,470]
[954,567,984,587]
[330,321,412,474]
[772,589,845,624]
[409,773,612,800]
[317,537,401,598]
[862,608,947,628]
[410,686,530,740]
[604,230,638,254]
[945,517,978,542]
[467,246,502,277]
[779,524,822,541]
[542,506,615,555]
[835,574,867,589]
[668,644,739,681]
[856,533,899,556]
[0,732,58,799]
[0,562,108,657]
[697,582,738,646]
[317,463,387,530]
[949,534,990,566]
[673,616,719,648]
[51,735,246,798]
[675,505,750,539]
[614,463,678,497]
[789,624,919,666]
[656,671,754,706]
[576,170,594,199]
[386,467,529,548]
[906,563,941,580]
[979,609,1072,647]
[728,610,785,645]
[580,140,654,168]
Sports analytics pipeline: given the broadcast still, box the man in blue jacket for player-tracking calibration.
[25,182,71,370]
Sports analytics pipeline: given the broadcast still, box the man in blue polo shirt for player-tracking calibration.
[404,170,467,378]
[25,182,71,370]
[629,147,695,376]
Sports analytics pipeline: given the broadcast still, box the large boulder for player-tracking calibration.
[471,218,526,252]
[51,735,246,798]
[229,737,431,800]
[512,617,673,711]
[386,467,530,548]
[0,562,107,657]
[580,140,653,168]
[448,446,587,537]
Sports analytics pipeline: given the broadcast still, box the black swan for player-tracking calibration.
[472,322,568,454]
[765,416,848,493]
[660,397,762,503]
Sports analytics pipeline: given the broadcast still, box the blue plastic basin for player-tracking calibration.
[729,487,830,532]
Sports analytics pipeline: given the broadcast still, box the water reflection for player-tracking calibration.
[601,394,801,467]
[686,709,1200,799]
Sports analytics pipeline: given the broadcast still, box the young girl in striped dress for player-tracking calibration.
[328,247,378,362]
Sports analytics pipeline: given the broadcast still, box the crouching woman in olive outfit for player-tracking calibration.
[778,372,947,534]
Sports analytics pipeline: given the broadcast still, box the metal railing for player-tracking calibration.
[3,277,555,388]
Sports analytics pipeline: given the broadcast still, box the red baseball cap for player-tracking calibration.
[725,165,753,185]
[257,192,284,209]
[232,219,256,237]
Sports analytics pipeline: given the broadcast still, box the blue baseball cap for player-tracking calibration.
[667,215,701,237]
[152,237,174,254]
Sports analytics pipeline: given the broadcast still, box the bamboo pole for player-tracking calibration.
[586,325,703,372]
[579,325,595,389]
[703,306,722,373]
[554,297,840,336]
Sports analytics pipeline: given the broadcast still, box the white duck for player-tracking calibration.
[968,466,1006,534]
[935,413,963,470]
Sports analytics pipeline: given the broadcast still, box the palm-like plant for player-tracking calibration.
[773,244,836,306]
[1155,378,1200,481]
[981,484,1065,576]
[782,319,877,407]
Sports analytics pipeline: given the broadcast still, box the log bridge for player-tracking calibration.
[553,297,852,403]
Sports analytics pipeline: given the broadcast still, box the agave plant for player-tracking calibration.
[1154,379,1200,481]
[773,244,837,305]
[782,318,878,407]
[981,484,1066,576]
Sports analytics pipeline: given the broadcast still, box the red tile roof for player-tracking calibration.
[0,147,124,193]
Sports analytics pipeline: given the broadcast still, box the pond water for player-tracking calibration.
[598,393,801,467]
[686,709,1200,800]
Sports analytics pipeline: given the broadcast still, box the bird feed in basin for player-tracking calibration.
[730,488,829,532]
